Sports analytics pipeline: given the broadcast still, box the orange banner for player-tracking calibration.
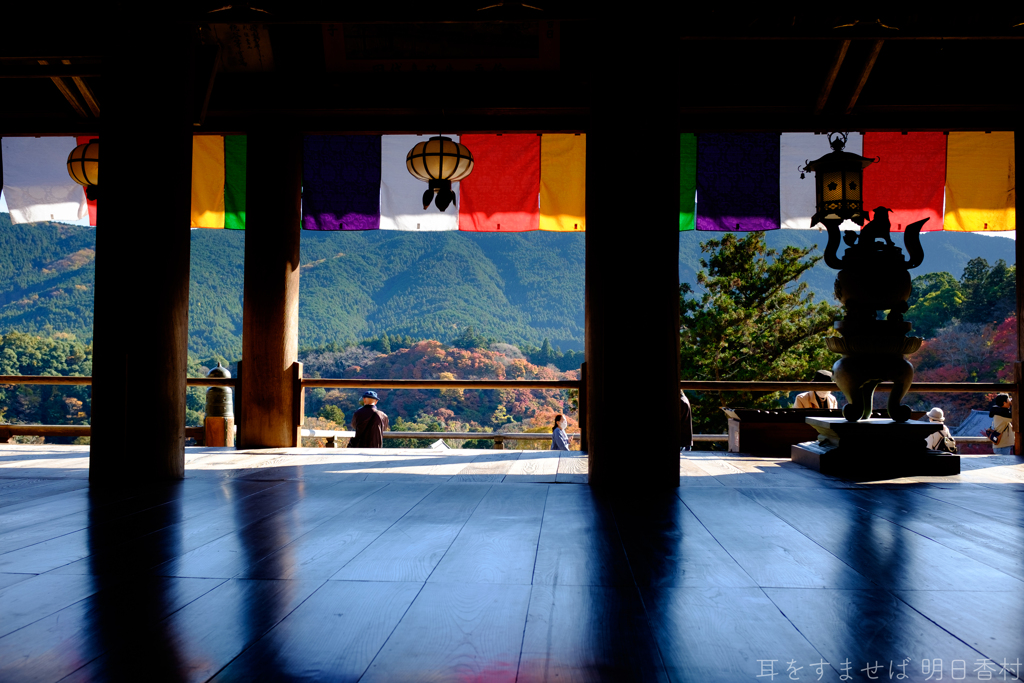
[191,136,225,228]
[944,132,1015,232]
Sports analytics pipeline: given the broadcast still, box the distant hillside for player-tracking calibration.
[679,229,1016,305]
[0,212,1014,360]
[0,215,96,338]
[189,229,586,359]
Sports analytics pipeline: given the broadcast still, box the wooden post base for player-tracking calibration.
[204,417,235,448]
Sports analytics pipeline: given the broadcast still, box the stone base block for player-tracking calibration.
[792,440,960,479]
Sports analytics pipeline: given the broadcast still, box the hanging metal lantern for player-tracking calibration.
[801,132,875,229]
[406,136,474,212]
[67,139,99,201]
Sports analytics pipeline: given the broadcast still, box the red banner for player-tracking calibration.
[458,134,540,232]
[862,132,945,232]
[76,136,98,226]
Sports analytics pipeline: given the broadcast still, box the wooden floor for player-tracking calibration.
[0,446,1021,682]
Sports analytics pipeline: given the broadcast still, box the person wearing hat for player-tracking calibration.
[350,390,390,449]
[988,393,1014,455]
[925,407,954,452]
[794,369,839,409]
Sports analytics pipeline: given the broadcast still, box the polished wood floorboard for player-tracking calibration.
[0,446,1020,682]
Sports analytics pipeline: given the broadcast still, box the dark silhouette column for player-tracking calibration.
[238,131,302,448]
[91,24,192,483]
[1015,128,1022,454]
[585,17,682,489]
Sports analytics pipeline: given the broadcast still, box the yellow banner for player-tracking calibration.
[540,134,585,232]
[191,136,226,228]
[944,132,1015,231]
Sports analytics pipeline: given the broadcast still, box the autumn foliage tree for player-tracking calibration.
[680,232,841,435]
[297,339,578,448]
[905,315,1016,428]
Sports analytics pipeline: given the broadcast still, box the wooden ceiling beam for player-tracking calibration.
[813,39,850,114]
[844,39,884,114]
[72,77,100,117]
[0,64,100,78]
[61,59,100,117]
[38,60,89,118]
[195,106,1020,135]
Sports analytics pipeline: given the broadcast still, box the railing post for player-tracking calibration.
[293,361,304,448]
[579,362,588,452]
[494,436,504,450]
[234,359,243,448]
[1015,362,1022,456]
[1015,126,1023,455]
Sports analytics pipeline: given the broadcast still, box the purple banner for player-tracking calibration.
[302,135,381,231]
[696,133,780,232]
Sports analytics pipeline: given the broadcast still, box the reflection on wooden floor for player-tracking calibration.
[0,445,589,484]
[0,446,1021,682]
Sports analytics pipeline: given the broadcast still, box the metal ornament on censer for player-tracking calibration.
[803,133,927,423]
[790,132,958,478]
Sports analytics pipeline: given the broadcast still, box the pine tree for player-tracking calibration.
[379,334,392,354]
[680,232,841,434]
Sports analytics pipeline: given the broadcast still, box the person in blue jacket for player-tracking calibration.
[551,414,571,451]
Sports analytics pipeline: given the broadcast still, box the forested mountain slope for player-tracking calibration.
[0,212,1014,361]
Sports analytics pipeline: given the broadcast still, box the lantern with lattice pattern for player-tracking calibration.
[67,139,99,201]
[406,136,474,212]
[802,132,875,229]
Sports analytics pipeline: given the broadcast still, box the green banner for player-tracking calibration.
[679,133,696,231]
[224,135,247,230]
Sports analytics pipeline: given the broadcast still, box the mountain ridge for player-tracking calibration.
[0,212,1014,360]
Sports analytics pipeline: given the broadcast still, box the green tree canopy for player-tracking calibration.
[959,257,1015,325]
[680,232,841,434]
[906,272,964,339]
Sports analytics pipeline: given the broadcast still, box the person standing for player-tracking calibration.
[989,393,1015,455]
[794,369,839,409]
[680,390,693,451]
[551,414,571,451]
[350,390,390,449]
[924,407,954,452]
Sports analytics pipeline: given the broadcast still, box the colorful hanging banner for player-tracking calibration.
[224,135,247,230]
[539,134,585,232]
[380,135,460,231]
[679,134,696,231]
[76,136,98,226]
[944,132,1015,232]
[697,133,780,231]
[779,133,863,230]
[862,132,945,232]
[302,135,381,231]
[191,136,225,228]
[458,134,540,232]
[1,137,87,225]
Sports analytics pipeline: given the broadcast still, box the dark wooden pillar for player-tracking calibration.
[238,131,303,448]
[585,17,681,489]
[90,24,192,483]
[1015,128,1022,455]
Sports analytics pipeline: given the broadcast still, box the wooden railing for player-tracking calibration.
[1,375,1011,393]
[0,374,1015,447]
[300,429,584,449]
